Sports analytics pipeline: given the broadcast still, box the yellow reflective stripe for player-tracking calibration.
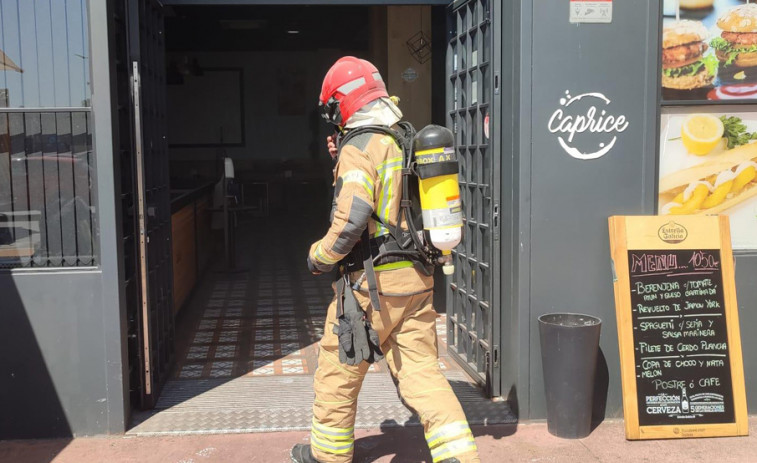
[425,421,472,449]
[341,169,374,200]
[374,157,402,237]
[310,434,354,454]
[373,260,414,271]
[312,418,354,437]
[415,147,445,156]
[313,428,353,442]
[314,243,339,265]
[310,419,355,455]
[430,435,477,462]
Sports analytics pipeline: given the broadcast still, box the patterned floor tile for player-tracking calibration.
[218,331,239,343]
[214,345,237,359]
[198,319,218,330]
[209,361,234,378]
[179,364,204,378]
[193,332,214,344]
[186,346,210,360]
[253,343,275,357]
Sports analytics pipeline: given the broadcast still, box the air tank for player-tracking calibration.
[413,125,462,275]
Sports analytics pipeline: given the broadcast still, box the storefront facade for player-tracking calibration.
[1,0,756,439]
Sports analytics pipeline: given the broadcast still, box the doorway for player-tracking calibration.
[117,0,511,435]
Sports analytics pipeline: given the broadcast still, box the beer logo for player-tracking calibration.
[658,221,688,244]
[547,90,629,160]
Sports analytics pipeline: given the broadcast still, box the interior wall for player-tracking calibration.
[167,49,361,175]
[386,6,432,128]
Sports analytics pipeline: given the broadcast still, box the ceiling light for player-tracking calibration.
[287,30,300,34]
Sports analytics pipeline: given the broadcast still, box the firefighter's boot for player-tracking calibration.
[291,444,322,463]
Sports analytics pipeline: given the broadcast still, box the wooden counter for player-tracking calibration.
[171,183,214,315]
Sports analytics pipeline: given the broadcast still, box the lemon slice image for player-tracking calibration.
[681,114,724,156]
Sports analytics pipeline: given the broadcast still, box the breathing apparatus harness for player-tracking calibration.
[336,121,443,312]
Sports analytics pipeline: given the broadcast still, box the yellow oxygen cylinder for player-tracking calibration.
[413,125,462,275]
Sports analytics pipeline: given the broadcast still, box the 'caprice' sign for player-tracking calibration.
[548,90,629,160]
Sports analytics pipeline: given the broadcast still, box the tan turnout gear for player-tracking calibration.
[307,131,480,463]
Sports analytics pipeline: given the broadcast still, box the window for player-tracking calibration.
[0,0,95,268]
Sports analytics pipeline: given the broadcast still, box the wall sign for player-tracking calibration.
[548,90,629,160]
[570,0,612,24]
[609,215,748,440]
[658,109,757,250]
[402,67,418,83]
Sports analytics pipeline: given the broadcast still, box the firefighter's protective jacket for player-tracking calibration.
[308,130,433,296]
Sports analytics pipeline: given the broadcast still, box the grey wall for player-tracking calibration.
[0,1,129,439]
[734,254,757,412]
[517,0,660,419]
[0,271,110,437]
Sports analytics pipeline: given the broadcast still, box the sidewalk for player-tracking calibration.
[2,417,755,463]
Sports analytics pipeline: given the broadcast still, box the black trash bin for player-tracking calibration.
[538,313,602,439]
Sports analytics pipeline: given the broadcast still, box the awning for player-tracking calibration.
[0,49,23,73]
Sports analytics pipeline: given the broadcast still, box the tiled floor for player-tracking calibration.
[172,218,461,382]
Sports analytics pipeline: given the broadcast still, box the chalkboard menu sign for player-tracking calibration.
[609,216,748,440]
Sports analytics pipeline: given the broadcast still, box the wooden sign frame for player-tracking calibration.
[609,215,748,440]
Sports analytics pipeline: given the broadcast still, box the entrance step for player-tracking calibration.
[128,371,515,436]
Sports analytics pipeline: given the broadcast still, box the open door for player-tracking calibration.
[446,0,501,398]
[115,0,173,409]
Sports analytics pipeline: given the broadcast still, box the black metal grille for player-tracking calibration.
[446,0,498,392]
[0,109,95,268]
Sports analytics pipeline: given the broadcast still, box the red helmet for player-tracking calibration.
[319,56,388,126]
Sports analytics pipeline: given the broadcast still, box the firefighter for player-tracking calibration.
[290,56,480,463]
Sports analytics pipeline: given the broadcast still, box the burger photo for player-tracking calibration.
[711,3,757,83]
[662,19,717,98]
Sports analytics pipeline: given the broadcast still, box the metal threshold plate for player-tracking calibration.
[128,371,515,436]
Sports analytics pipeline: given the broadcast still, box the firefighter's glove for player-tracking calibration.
[334,284,383,365]
[307,255,333,275]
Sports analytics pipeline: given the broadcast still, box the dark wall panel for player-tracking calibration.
[0,271,106,438]
[526,0,660,419]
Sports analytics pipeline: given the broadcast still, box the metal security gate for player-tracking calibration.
[114,0,173,409]
[446,0,501,397]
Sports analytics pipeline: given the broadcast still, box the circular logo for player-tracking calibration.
[547,90,630,160]
[402,67,418,83]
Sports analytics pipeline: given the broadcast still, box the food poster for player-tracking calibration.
[662,1,757,102]
[659,108,757,249]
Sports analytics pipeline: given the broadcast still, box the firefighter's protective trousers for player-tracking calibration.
[307,131,480,463]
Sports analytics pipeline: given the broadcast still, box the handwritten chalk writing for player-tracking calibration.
[688,251,719,270]
[639,342,661,353]
[631,253,679,274]
[637,304,671,314]
[686,288,717,296]
[701,341,727,351]
[685,301,704,310]
[625,247,736,427]
[653,379,686,390]
[642,360,661,370]
[685,279,713,290]
[640,321,675,331]
[684,329,715,338]
[700,378,721,387]
[677,343,699,352]
[634,281,680,294]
